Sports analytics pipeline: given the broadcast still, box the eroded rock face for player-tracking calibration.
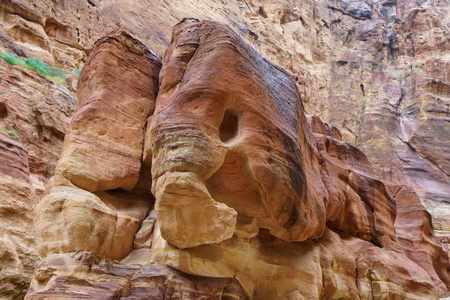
[0,45,75,299]
[150,19,327,249]
[310,116,450,298]
[26,21,449,300]
[0,55,76,196]
[307,0,450,248]
[0,0,447,298]
[1,0,448,246]
[0,133,36,300]
[391,184,450,294]
[33,30,160,262]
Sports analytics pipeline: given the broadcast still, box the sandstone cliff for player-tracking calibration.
[0,0,448,299]
[25,19,450,299]
[1,0,448,241]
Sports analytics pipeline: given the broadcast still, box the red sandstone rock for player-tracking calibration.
[0,57,76,196]
[309,115,397,247]
[57,30,161,192]
[26,253,247,300]
[33,31,161,261]
[0,53,74,298]
[150,18,327,249]
[0,133,36,299]
[391,184,450,296]
[0,0,448,298]
[1,0,447,240]
[27,21,450,299]
[324,0,450,245]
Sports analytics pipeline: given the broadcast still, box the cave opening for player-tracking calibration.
[219,109,239,143]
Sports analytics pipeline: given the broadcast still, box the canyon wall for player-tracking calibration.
[1,0,448,241]
[0,0,448,299]
[0,42,75,299]
[26,19,450,299]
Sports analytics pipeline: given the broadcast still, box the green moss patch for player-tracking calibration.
[0,52,68,86]
[2,129,20,140]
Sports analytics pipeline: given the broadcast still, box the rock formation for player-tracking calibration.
[24,20,450,299]
[150,19,327,249]
[34,30,160,261]
[1,0,447,244]
[0,133,36,300]
[0,0,448,298]
[0,43,76,298]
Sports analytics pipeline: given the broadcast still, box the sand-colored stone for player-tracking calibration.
[151,223,441,299]
[33,31,160,262]
[1,0,449,272]
[26,22,449,299]
[0,48,75,299]
[0,133,36,300]
[0,0,448,298]
[54,30,161,192]
[0,0,448,241]
[150,19,327,249]
[26,251,247,299]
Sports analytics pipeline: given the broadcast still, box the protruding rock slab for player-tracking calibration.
[57,30,161,192]
[34,30,161,261]
[149,18,327,249]
[154,171,238,248]
[26,21,450,300]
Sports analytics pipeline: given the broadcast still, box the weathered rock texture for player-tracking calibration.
[34,30,160,261]
[329,0,450,249]
[25,20,450,299]
[0,0,449,298]
[150,18,327,249]
[1,0,447,244]
[0,54,76,195]
[0,133,36,300]
[0,47,76,298]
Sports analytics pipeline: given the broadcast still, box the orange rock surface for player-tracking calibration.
[150,19,326,249]
[34,30,160,261]
[0,0,448,298]
[25,20,450,299]
[0,133,36,299]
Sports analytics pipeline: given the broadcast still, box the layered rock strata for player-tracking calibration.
[150,18,327,249]
[0,54,76,196]
[26,20,449,299]
[1,0,448,243]
[0,0,448,298]
[0,52,75,298]
[0,133,36,300]
[34,30,161,261]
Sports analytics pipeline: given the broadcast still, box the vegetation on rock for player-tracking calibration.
[417,0,428,6]
[0,52,67,86]
[72,69,81,77]
[2,129,20,140]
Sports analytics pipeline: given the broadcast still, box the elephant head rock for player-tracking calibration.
[29,19,450,299]
[149,18,327,249]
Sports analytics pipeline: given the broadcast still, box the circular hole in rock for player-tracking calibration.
[219,109,239,143]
